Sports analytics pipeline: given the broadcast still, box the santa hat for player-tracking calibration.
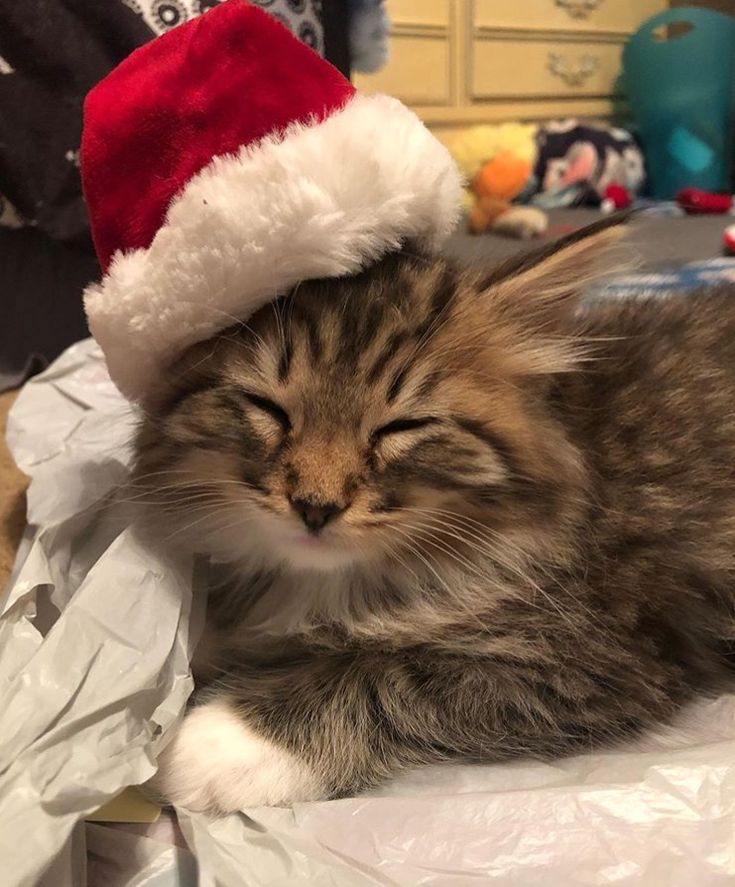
[81,0,461,404]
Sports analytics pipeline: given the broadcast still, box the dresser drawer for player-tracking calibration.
[390,0,450,29]
[354,35,450,105]
[473,0,665,35]
[471,37,623,99]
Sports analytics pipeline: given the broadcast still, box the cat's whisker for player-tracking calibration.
[219,333,262,360]
[391,508,537,568]
[122,480,259,496]
[112,492,234,508]
[394,515,583,631]
[124,472,260,490]
[171,300,252,334]
[270,298,287,358]
[396,522,496,586]
[401,508,505,548]
[162,505,249,543]
[378,540,421,586]
[399,521,514,576]
[395,521,539,601]
[387,525,490,631]
[199,512,260,541]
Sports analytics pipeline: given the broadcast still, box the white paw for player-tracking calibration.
[150,698,323,814]
[491,206,548,240]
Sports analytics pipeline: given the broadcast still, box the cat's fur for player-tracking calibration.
[131,220,735,814]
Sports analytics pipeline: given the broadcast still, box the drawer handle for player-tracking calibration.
[547,52,599,87]
[554,0,603,19]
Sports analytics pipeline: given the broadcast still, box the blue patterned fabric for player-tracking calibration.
[590,258,735,299]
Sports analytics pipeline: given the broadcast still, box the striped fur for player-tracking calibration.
[133,221,735,814]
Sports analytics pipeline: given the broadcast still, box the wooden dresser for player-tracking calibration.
[354,0,667,128]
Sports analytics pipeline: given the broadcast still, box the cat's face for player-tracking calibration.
[132,227,621,575]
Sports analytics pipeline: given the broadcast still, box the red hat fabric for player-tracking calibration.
[83,1,355,271]
[82,0,461,404]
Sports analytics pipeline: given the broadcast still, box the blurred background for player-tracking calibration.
[355,1,732,130]
[0,0,733,389]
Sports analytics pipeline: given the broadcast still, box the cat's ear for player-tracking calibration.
[483,216,630,328]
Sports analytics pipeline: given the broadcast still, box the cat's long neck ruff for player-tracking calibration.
[207,522,575,648]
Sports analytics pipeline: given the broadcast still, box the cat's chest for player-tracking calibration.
[206,567,357,636]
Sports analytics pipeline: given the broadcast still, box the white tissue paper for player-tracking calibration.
[2,338,735,886]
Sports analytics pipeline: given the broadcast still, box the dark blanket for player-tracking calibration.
[0,0,152,245]
[0,0,332,245]
[0,0,339,390]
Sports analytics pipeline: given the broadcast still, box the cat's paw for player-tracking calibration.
[149,698,323,814]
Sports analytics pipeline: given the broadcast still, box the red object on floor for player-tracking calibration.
[602,183,632,212]
[677,188,733,215]
[724,225,735,255]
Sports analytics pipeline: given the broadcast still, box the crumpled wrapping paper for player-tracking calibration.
[3,338,735,886]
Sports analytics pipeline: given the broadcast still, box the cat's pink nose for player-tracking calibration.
[290,497,344,534]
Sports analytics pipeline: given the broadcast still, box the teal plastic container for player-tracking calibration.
[623,7,735,199]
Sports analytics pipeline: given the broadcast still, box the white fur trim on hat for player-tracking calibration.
[84,94,462,404]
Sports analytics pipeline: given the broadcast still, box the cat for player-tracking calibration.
[130,218,735,815]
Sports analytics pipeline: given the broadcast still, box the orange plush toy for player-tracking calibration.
[468,150,548,239]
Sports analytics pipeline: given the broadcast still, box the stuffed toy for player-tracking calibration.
[437,122,538,183]
[468,150,548,239]
[437,123,548,239]
[532,120,645,210]
[438,119,643,239]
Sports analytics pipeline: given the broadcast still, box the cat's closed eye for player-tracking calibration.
[241,391,291,432]
[372,417,438,439]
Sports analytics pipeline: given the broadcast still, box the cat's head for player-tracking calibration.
[131,222,624,576]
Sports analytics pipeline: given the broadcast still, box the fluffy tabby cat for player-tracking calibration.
[131,219,735,814]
